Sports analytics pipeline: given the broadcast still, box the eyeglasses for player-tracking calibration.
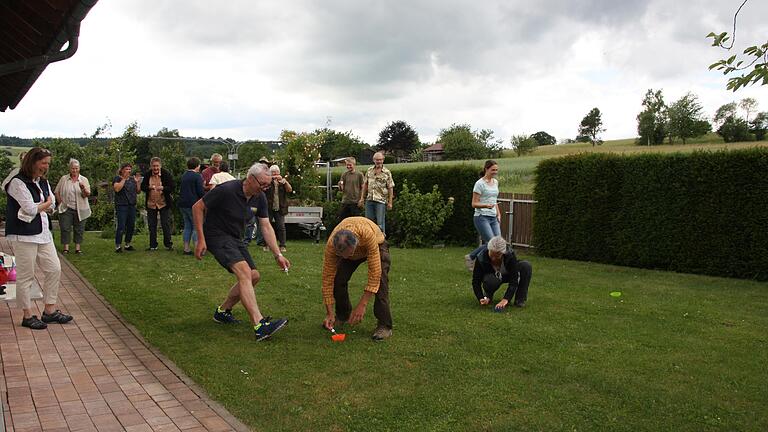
[250,175,271,190]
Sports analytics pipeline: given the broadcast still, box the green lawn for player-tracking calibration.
[65,233,768,432]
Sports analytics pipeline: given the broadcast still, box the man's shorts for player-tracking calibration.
[207,237,256,273]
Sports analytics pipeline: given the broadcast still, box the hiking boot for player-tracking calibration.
[213,307,241,324]
[124,245,135,251]
[254,316,288,341]
[464,254,475,272]
[21,315,48,330]
[41,310,73,324]
[371,325,392,341]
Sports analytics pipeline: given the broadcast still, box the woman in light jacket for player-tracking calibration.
[54,159,91,254]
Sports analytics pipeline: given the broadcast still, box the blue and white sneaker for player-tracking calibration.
[254,316,288,341]
[213,307,241,324]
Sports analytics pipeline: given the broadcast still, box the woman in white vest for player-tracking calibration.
[54,159,91,254]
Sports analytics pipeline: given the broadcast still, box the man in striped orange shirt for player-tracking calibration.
[321,217,392,340]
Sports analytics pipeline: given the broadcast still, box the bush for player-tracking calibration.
[534,149,768,280]
[388,182,454,248]
[85,200,115,231]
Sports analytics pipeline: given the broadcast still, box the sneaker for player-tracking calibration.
[147,247,158,251]
[514,301,526,308]
[21,315,48,330]
[165,246,174,251]
[280,246,287,252]
[262,246,268,252]
[115,247,123,253]
[41,310,73,324]
[464,254,475,272]
[254,316,288,341]
[213,307,241,324]
[183,251,193,256]
[371,325,392,341]
[124,245,135,251]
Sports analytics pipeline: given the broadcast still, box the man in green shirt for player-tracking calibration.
[337,157,364,222]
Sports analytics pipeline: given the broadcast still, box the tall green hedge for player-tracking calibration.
[331,164,479,245]
[534,149,768,280]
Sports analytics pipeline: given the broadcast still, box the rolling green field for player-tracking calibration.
[64,234,768,432]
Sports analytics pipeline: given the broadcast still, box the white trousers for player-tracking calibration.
[13,241,61,311]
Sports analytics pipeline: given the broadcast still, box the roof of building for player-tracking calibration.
[0,0,99,112]
[424,142,444,153]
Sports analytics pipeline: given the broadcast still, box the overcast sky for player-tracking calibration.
[2,0,766,146]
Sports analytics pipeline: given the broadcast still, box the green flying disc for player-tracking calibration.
[609,291,622,297]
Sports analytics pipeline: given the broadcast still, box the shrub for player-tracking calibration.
[388,181,453,248]
[534,149,768,280]
[85,200,115,231]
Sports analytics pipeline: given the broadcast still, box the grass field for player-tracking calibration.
[64,233,768,432]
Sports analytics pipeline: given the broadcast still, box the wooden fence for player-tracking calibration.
[497,193,536,248]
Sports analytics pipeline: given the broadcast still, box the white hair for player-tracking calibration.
[69,158,80,168]
[269,164,281,174]
[487,236,507,254]
[247,162,267,178]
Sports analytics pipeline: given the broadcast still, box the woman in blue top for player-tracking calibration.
[465,160,501,270]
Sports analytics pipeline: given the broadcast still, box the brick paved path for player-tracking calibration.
[0,238,250,432]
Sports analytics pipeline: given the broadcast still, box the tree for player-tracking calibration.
[739,97,758,122]
[316,128,368,160]
[636,89,668,146]
[749,111,768,140]
[667,93,711,144]
[150,127,186,177]
[439,124,502,160]
[578,108,605,146]
[237,141,272,169]
[530,131,556,146]
[717,116,752,142]
[713,102,738,128]
[511,134,538,157]
[377,120,420,158]
[279,130,322,202]
[707,0,768,91]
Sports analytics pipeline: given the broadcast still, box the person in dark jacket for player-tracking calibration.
[113,163,139,252]
[178,157,205,255]
[140,157,176,251]
[265,164,292,252]
[472,236,532,310]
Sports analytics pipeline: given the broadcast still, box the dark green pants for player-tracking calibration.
[60,208,85,245]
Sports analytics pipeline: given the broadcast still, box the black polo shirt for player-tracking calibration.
[202,179,268,241]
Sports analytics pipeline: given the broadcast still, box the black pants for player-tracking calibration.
[269,209,286,247]
[333,241,392,328]
[337,202,361,223]
[147,206,173,249]
[483,261,532,303]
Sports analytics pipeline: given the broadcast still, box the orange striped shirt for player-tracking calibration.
[322,217,386,305]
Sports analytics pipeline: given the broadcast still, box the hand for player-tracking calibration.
[195,239,207,260]
[323,314,335,331]
[349,302,367,325]
[387,202,392,210]
[495,299,509,310]
[357,200,364,208]
[479,297,490,306]
[79,182,85,189]
[276,255,291,271]
[156,185,163,191]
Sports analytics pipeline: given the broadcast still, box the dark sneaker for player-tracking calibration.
[115,247,123,253]
[254,316,288,341]
[41,310,73,324]
[165,246,174,251]
[21,315,48,330]
[124,245,135,251]
[371,325,392,341]
[213,308,241,324]
[514,301,526,308]
[183,251,193,256]
[147,247,158,251]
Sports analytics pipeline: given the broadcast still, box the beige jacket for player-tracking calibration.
[54,174,92,221]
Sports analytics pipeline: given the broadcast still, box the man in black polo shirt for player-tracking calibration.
[192,162,291,341]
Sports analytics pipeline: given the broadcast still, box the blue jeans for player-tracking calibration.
[179,207,197,245]
[365,200,387,234]
[115,205,136,246]
[469,215,501,259]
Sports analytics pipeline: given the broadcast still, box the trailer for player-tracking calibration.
[284,206,326,243]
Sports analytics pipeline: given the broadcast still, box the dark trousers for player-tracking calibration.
[115,205,136,246]
[334,241,392,328]
[337,202,361,223]
[60,208,85,245]
[147,206,173,248]
[269,210,286,247]
[482,261,532,303]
